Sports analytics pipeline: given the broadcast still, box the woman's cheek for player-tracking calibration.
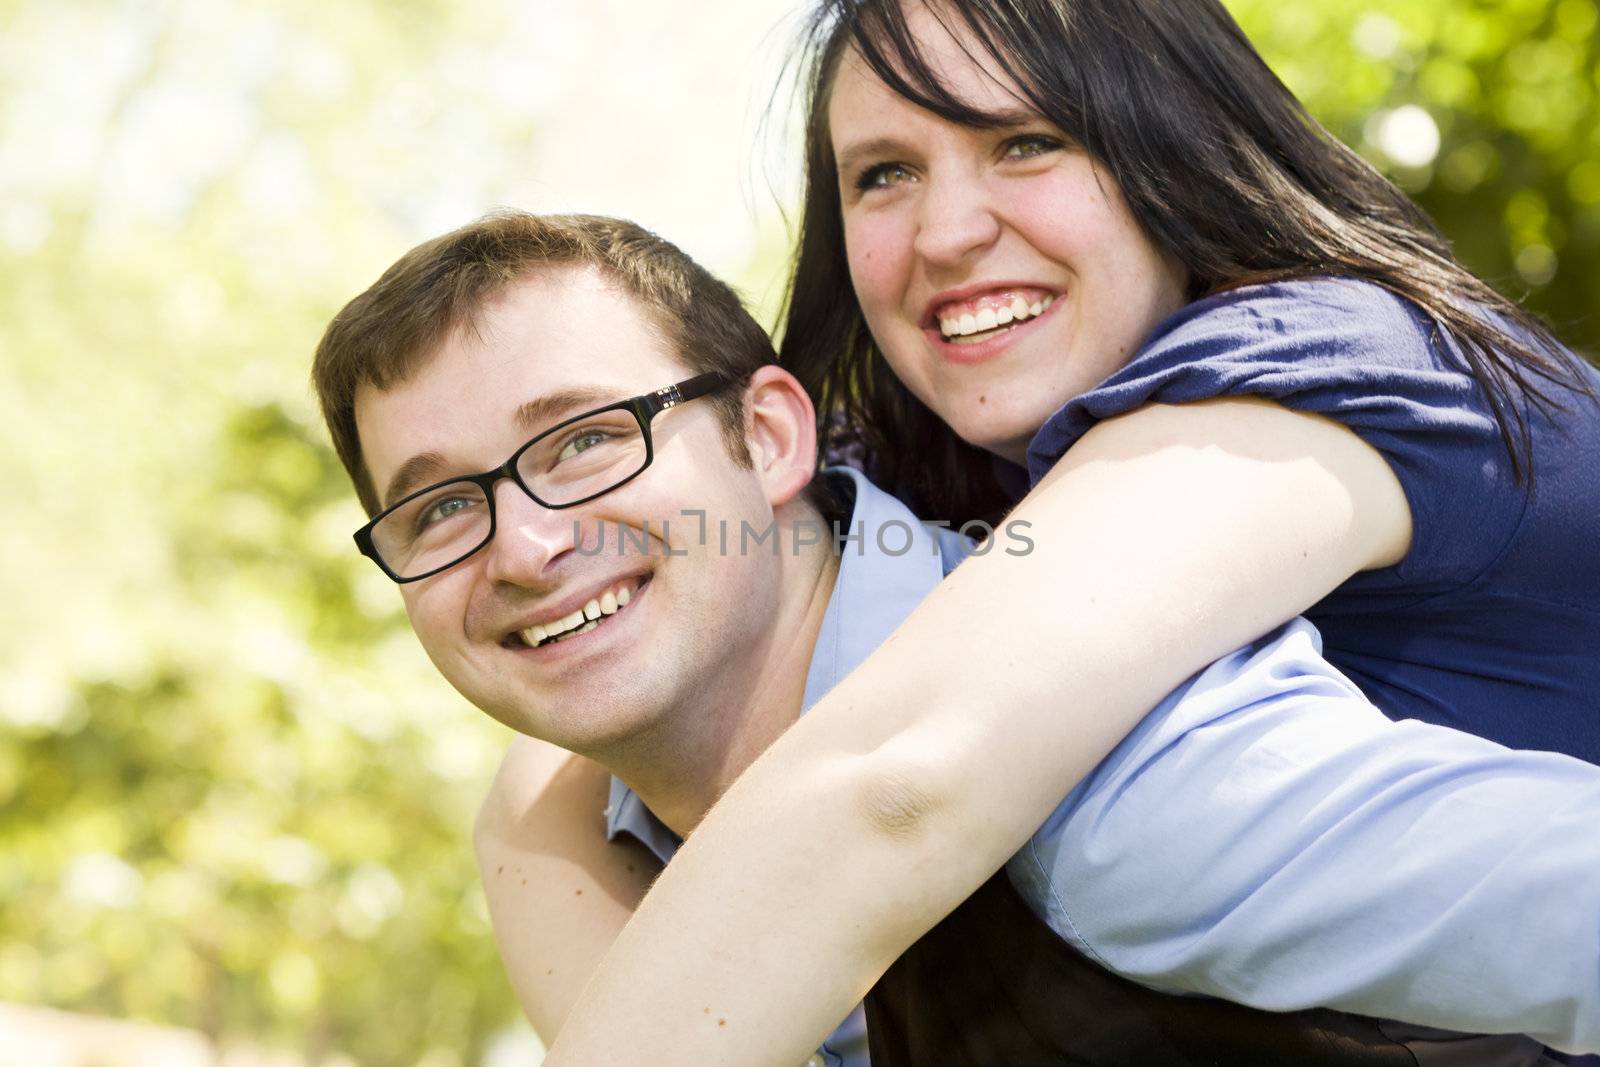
[845,215,912,311]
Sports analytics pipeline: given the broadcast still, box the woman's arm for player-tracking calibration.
[545,397,1412,1065]
[473,736,660,1044]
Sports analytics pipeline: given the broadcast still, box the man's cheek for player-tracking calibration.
[397,592,469,681]
[403,572,470,633]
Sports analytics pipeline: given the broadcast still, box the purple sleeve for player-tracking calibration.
[1023,278,1526,591]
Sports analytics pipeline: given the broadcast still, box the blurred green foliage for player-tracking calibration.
[0,1,537,1063]
[1230,0,1600,353]
[0,0,1595,1065]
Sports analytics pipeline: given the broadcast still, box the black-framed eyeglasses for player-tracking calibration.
[355,372,730,583]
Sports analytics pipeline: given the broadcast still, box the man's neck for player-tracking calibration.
[598,508,841,839]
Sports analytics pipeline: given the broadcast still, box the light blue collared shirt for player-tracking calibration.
[1007,618,1600,1059]
[609,467,1600,1061]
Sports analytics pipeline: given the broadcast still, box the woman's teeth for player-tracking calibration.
[519,582,634,648]
[940,294,1055,339]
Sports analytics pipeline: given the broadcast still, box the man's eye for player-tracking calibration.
[1001,135,1062,160]
[556,430,610,463]
[855,162,915,192]
[417,495,475,530]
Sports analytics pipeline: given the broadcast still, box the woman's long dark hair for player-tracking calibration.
[779,0,1594,524]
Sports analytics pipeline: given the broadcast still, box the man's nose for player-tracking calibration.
[480,478,581,586]
[911,170,1002,268]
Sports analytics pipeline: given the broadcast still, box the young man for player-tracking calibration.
[314,213,1599,1065]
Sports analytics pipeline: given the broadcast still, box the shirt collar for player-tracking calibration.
[605,467,966,860]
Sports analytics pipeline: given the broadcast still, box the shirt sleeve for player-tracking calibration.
[1023,279,1527,591]
[1005,618,1600,1055]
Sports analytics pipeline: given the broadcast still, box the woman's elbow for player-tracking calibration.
[853,761,949,842]
[842,735,1018,865]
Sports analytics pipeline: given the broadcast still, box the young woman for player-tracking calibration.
[542,0,1600,1062]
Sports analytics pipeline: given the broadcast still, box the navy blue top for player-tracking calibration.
[1026,277,1600,762]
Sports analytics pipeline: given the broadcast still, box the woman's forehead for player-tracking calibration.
[826,8,1042,142]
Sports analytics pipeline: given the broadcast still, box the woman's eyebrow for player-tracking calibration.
[835,136,908,175]
[835,111,1051,174]
[989,107,1046,130]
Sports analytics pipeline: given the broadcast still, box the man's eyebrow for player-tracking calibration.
[513,387,621,432]
[382,452,451,511]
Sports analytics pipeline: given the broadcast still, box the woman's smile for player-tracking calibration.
[924,287,1062,366]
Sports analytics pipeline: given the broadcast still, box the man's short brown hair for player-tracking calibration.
[313,212,780,516]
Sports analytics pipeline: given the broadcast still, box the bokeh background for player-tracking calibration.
[2,1,1596,1065]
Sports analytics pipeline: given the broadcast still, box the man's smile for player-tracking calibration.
[501,574,651,650]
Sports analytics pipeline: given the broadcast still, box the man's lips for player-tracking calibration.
[497,573,650,647]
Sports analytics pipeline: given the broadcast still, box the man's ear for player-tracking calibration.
[741,365,818,508]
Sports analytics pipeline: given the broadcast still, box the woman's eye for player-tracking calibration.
[855,162,915,192]
[1002,135,1061,160]
[556,430,609,463]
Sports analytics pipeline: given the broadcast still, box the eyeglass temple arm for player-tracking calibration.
[643,371,730,416]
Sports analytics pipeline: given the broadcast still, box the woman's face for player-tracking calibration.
[828,9,1190,465]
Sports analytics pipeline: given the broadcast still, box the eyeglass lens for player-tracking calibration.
[370,408,649,578]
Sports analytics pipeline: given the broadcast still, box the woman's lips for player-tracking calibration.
[936,292,1056,341]
[922,284,1059,329]
[923,292,1063,364]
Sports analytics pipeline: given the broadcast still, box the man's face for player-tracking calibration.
[355,267,782,752]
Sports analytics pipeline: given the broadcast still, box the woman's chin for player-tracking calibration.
[950,417,1036,468]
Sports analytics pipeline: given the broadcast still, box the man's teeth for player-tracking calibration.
[554,619,599,643]
[940,294,1054,338]
[519,582,637,647]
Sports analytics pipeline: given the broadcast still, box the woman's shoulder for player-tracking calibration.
[1028,275,1493,466]
[1138,275,1447,375]
[1025,274,1530,591]
[1185,274,1413,314]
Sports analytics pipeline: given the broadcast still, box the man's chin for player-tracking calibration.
[485,687,661,757]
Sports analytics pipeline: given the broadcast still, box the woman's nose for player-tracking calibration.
[912,171,1002,267]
